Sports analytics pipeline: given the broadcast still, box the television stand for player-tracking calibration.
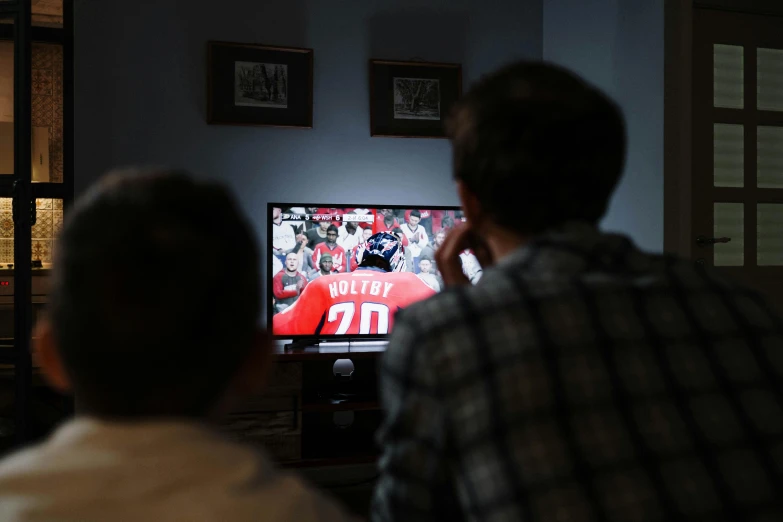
[282,338,388,353]
[224,340,386,467]
[283,338,323,351]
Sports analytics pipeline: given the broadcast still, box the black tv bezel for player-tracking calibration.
[267,202,462,341]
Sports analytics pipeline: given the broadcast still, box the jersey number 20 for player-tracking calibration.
[328,302,390,335]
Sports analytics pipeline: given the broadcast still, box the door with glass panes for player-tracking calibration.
[693,8,783,314]
[0,0,72,448]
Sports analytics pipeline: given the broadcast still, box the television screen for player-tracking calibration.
[269,204,482,339]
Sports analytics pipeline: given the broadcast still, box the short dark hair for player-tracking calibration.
[446,61,626,234]
[391,227,403,235]
[49,169,260,418]
[410,210,421,219]
[327,224,339,234]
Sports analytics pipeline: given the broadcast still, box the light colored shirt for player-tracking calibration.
[459,250,482,283]
[337,226,362,253]
[416,272,441,292]
[400,223,428,258]
[273,221,297,253]
[0,418,354,522]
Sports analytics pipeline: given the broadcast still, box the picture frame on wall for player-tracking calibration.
[207,41,313,128]
[369,59,462,138]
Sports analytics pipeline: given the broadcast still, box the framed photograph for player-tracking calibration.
[369,59,462,138]
[208,41,313,128]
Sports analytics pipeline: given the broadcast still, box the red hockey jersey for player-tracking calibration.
[272,269,436,336]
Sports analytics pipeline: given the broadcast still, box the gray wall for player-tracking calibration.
[74,0,542,222]
[543,0,665,252]
[75,0,665,254]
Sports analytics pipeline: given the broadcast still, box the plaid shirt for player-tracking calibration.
[372,222,783,522]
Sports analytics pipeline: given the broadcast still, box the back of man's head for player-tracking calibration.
[48,169,260,418]
[447,61,627,235]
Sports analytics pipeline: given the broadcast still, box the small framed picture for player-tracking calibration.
[369,59,462,138]
[207,41,313,128]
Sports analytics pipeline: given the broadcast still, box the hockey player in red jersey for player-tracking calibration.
[273,232,436,336]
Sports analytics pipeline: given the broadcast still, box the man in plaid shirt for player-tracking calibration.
[372,62,783,521]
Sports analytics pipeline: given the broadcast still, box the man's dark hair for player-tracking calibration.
[446,61,627,234]
[327,224,338,234]
[410,210,421,219]
[391,227,403,235]
[49,169,260,418]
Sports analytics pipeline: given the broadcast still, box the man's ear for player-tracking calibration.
[231,328,274,397]
[457,180,484,228]
[34,319,71,394]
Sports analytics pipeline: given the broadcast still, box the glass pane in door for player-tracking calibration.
[31,198,61,266]
[714,44,744,109]
[0,31,63,182]
[714,123,744,187]
[758,48,783,112]
[32,0,63,29]
[31,42,63,183]
[758,204,783,266]
[0,197,10,267]
[0,198,63,268]
[758,126,783,189]
[714,202,744,266]
[0,34,13,176]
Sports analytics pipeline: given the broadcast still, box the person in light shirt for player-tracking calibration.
[337,221,363,253]
[400,210,429,258]
[416,257,441,291]
[272,206,299,256]
[0,169,355,522]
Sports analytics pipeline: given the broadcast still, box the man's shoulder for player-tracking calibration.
[0,440,50,481]
[0,423,356,521]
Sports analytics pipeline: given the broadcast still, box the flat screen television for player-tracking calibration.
[268,204,482,340]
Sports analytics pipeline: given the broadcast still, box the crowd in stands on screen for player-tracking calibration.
[270,207,473,312]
